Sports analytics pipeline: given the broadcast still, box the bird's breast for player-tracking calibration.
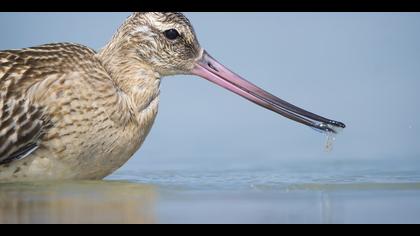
[0,73,161,181]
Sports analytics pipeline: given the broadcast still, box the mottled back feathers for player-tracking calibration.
[0,43,101,164]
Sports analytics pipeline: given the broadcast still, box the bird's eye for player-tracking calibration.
[164,29,180,40]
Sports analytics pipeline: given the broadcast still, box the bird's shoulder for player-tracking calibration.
[0,42,114,103]
[0,43,101,78]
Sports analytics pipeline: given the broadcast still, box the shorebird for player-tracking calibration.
[0,12,345,181]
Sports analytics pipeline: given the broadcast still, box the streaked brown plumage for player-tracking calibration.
[0,12,345,181]
[0,13,200,181]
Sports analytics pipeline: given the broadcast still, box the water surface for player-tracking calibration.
[1,158,420,224]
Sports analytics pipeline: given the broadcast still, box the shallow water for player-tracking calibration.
[1,158,420,224]
[0,181,156,224]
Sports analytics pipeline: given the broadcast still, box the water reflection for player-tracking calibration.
[0,181,156,224]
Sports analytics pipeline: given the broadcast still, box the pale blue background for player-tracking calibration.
[1,13,419,170]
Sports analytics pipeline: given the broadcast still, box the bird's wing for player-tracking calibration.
[0,50,54,164]
[0,43,113,165]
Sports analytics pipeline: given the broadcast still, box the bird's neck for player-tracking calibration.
[97,39,161,126]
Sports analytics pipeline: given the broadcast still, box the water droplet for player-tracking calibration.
[311,123,344,152]
[324,131,336,152]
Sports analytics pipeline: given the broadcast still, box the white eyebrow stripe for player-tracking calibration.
[135,26,150,33]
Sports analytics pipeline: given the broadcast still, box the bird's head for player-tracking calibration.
[117,12,201,76]
[114,12,345,134]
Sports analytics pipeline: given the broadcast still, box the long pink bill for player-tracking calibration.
[192,51,346,134]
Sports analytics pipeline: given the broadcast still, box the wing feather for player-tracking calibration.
[0,44,97,165]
